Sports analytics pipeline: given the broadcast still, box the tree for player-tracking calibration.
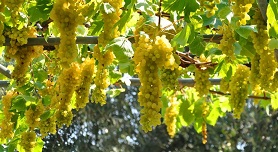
[0,0,277,151]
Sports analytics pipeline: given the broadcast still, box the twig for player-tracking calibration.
[176,51,218,69]
[158,0,163,29]
[209,90,271,100]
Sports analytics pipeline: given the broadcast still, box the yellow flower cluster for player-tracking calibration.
[220,78,230,93]
[92,0,123,105]
[50,0,89,67]
[92,46,114,105]
[39,116,57,138]
[25,101,44,129]
[0,91,17,140]
[202,122,207,144]
[51,63,81,127]
[39,79,55,96]
[134,16,158,45]
[218,24,236,62]
[164,96,179,138]
[133,34,179,132]
[194,55,212,97]
[161,67,182,91]
[98,0,123,46]
[231,0,254,25]
[75,58,95,109]
[249,53,262,100]
[5,0,25,26]
[202,100,209,144]
[5,27,43,86]
[251,10,277,90]
[20,131,36,152]
[229,64,250,119]
[198,0,220,18]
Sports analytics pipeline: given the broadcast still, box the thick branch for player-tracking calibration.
[0,64,11,78]
[130,78,221,87]
[3,35,222,46]
[0,80,10,87]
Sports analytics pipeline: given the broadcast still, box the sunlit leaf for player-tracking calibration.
[271,92,278,110]
[206,101,221,126]
[235,26,257,39]
[107,88,125,98]
[102,3,115,14]
[267,0,278,37]
[40,110,55,121]
[172,23,193,46]
[105,37,134,62]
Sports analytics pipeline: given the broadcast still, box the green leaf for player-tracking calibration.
[11,97,27,111]
[239,37,255,57]
[83,1,97,19]
[260,98,271,109]
[34,138,44,152]
[102,3,115,14]
[172,23,192,46]
[108,67,122,84]
[184,0,199,18]
[189,35,206,56]
[105,37,134,62]
[34,82,45,90]
[14,117,28,136]
[218,62,231,79]
[28,0,53,22]
[18,95,37,102]
[176,115,187,129]
[34,69,48,82]
[90,21,104,35]
[114,9,133,32]
[235,25,257,39]
[161,95,169,119]
[267,0,278,38]
[40,110,55,121]
[202,14,222,27]
[165,0,186,14]
[135,1,157,16]
[233,42,242,55]
[218,6,232,20]
[166,0,198,16]
[178,93,196,126]
[125,0,136,9]
[193,118,203,133]
[119,61,135,76]
[42,95,51,106]
[269,38,278,49]
[206,101,220,126]
[271,92,278,110]
[208,47,222,55]
[189,98,204,118]
[219,96,232,112]
[106,88,125,98]
[0,145,5,152]
[7,138,19,152]
[76,25,88,36]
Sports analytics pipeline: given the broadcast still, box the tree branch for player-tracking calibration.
[209,90,271,100]
[0,64,11,78]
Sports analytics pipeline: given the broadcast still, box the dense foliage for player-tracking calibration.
[0,0,277,151]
